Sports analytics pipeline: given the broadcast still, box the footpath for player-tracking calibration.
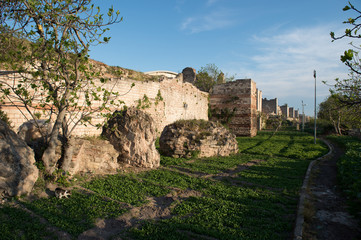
[295,139,361,240]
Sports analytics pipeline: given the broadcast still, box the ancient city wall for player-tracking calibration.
[209,79,257,137]
[280,104,289,118]
[289,107,295,118]
[0,71,209,136]
[262,98,279,115]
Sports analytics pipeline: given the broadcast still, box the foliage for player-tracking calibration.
[330,2,361,107]
[0,107,12,128]
[209,107,236,127]
[173,119,220,131]
[327,135,361,222]
[237,131,328,160]
[0,0,123,174]
[318,94,361,134]
[0,205,56,240]
[23,190,128,236]
[83,174,170,206]
[195,63,235,92]
[154,90,163,105]
[137,94,151,109]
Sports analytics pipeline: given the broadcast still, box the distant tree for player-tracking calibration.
[330,1,361,107]
[0,0,123,174]
[195,63,235,92]
[318,94,361,134]
[318,95,344,135]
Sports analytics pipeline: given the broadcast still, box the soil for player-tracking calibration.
[303,139,361,240]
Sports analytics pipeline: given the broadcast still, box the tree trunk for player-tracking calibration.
[337,114,342,135]
[42,108,67,174]
[60,136,74,173]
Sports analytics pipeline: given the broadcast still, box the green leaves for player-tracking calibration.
[343,5,351,11]
[341,49,354,62]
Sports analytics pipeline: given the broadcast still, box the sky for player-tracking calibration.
[90,0,358,116]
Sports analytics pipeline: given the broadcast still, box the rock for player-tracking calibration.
[66,138,120,175]
[17,119,52,161]
[159,119,238,158]
[17,119,51,146]
[102,107,160,168]
[0,120,39,196]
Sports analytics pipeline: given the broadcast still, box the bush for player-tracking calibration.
[0,108,12,128]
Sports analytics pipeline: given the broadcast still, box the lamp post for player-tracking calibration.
[314,70,317,144]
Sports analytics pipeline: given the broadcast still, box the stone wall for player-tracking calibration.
[0,71,208,136]
[256,89,262,112]
[289,107,295,118]
[295,110,299,119]
[262,98,279,115]
[280,104,289,118]
[210,79,258,137]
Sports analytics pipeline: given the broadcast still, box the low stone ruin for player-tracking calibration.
[0,120,39,197]
[102,107,160,168]
[159,119,238,158]
[65,138,120,175]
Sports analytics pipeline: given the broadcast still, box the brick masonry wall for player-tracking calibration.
[0,72,208,136]
[210,79,257,137]
[280,104,289,118]
[262,98,278,115]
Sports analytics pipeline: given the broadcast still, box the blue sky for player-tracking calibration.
[90,0,357,116]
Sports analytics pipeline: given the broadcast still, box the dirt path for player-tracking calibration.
[303,139,361,240]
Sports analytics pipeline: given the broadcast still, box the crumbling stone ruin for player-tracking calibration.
[102,107,160,168]
[182,67,197,84]
[280,104,289,118]
[64,138,120,175]
[262,98,279,115]
[159,119,238,158]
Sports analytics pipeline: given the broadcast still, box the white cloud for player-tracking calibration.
[226,25,351,114]
[180,9,235,34]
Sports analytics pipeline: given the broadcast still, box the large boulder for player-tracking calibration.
[0,120,39,196]
[17,119,51,146]
[102,107,160,168]
[66,138,120,175]
[159,120,238,158]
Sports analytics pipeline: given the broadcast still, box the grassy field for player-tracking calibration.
[0,131,329,240]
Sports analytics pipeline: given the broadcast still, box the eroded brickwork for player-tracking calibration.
[262,98,279,115]
[210,79,257,137]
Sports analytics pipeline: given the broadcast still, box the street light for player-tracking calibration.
[314,70,317,144]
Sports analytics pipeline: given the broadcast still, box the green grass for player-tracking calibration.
[170,154,255,174]
[3,130,330,239]
[22,190,129,236]
[237,156,309,193]
[0,205,57,240]
[327,135,361,223]
[237,131,328,159]
[83,174,170,206]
